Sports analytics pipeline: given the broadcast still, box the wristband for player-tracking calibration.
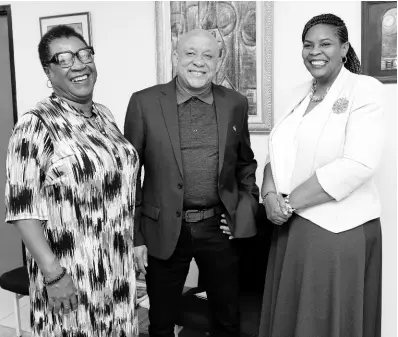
[284,195,296,213]
[43,267,67,286]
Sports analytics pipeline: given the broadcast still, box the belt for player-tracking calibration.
[183,205,225,223]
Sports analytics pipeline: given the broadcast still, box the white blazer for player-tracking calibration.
[267,67,384,233]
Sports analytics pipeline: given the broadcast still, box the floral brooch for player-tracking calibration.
[332,97,349,114]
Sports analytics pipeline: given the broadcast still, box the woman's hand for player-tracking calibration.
[263,193,292,225]
[46,272,78,315]
[12,220,78,315]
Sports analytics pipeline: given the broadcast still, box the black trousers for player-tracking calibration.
[145,214,240,337]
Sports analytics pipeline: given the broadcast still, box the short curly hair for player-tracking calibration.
[38,25,88,69]
[302,13,362,74]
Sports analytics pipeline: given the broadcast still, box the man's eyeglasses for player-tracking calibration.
[48,47,95,68]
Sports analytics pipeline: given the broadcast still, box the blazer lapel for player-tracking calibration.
[269,81,311,142]
[283,82,312,121]
[159,80,184,177]
[213,84,228,174]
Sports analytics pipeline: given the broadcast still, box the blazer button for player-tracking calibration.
[176,211,181,217]
[177,183,183,189]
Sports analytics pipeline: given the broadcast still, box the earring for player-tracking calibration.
[342,56,347,64]
[47,80,53,88]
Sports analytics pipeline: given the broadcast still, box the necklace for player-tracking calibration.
[309,80,330,102]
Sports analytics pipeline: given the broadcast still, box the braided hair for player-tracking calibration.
[302,14,362,74]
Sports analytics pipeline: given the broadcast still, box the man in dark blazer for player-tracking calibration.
[124,29,259,337]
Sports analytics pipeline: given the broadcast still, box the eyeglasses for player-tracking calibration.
[48,46,95,68]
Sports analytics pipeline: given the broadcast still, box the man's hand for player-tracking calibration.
[220,213,234,239]
[263,193,291,226]
[134,245,148,275]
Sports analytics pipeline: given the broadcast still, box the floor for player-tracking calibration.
[0,288,205,337]
[0,288,30,337]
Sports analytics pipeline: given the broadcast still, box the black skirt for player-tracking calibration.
[258,214,382,337]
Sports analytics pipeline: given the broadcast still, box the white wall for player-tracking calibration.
[2,1,396,336]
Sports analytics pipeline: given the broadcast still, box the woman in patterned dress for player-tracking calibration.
[4,25,139,336]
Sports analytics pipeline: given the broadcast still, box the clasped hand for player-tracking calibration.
[263,193,292,226]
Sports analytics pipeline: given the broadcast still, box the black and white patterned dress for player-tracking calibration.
[5,94,139,337]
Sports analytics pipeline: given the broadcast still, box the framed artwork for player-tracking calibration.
[39,12,92,46]
[361,1,397,83]
[155,1,273,133]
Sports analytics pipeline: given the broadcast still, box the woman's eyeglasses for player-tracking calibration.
[48,47,95,68]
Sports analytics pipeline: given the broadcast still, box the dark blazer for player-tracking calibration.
[124,79,259,260]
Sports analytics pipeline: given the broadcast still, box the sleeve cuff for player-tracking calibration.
[134,232,145,247]
[5,214,48,223]
[316,168,346,202]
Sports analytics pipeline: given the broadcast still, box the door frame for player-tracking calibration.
[0,5,18,125]
[0,4,25,266]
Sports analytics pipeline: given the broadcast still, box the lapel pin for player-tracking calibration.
[233,125,236,132]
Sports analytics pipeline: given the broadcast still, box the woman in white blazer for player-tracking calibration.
[259,14,383,337]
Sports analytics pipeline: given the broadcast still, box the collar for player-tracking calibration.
[175,77,214,105]
[50,92,97,118]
